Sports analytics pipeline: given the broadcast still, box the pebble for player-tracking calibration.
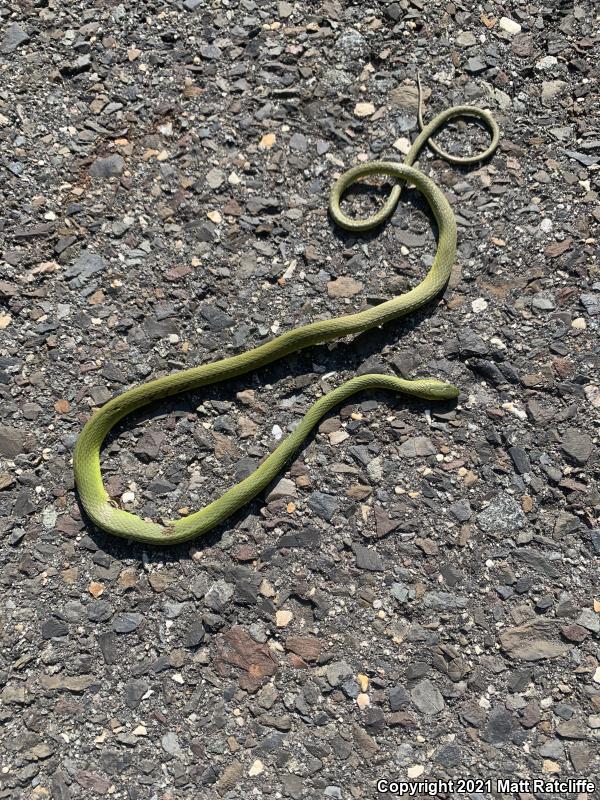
[89,155,125,178]
[411,680,445,715]
[0,23,29,54]
[499,17,522,35]
[560,428,592,465]
[477,493,526,534]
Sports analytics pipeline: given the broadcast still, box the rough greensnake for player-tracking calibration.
[73,79,500,545]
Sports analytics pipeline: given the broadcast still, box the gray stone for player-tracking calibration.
[541,80,568,106]
[513,547,561,578]
[539,739,564,759]
[181,615,205,647]
[97,632,118,664]
[200,44,222,60]
[576,608,599,633]
[199,304,233,331]
[161,731,185,758]
[434,743,462,767]
[411,680,444,715]
[353,544,384,572]
[89,154,125,178]
[580,292,600,316]
[477,493,526,534]
[125,679,149,709]
[398,436,436,458]
[266,478,297,502]
[389,685,410,711]
[289,132,307,152]
[391,582,410,603]
[0,23,29,54]
[87,601,114,623]
[64,251,107,283]
[41,618,69,639]
[465,56,486,74]
[508,446,531,474]
[422,591,468,611]
[278,1,293,18]
[326,661,353,687]
[307,491,338,521]
[204,579,234,612]
[113,613,144,633]
[449,499,472,522]
[532,291,556,311]
[456,31,477,48]
[206,168,225,189]
[482,705,516,744]
[561,428,592,465]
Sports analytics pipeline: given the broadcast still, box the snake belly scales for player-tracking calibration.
[73,81,500,545]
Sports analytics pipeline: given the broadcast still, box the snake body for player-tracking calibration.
[73,82,499,545]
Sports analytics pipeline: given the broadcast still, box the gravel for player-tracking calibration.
[1,1,599,797]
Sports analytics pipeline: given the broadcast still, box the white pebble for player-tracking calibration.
[248,759,264,776]
[393,137,411,155]
[540,218,553,233]
[407,765,424,779]
[121,491,135,504]
[272,424,283,440]
[502,401,527,421]
[471,298,488,313]
[536,55,558,70]
[499,16,521,34]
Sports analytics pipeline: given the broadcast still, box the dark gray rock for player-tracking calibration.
[326,661,353,687]
[477,493,526,534]
[64,251,107,283]
[482,705,517,744]
[353,544,384,571]
[125,679,149,709]
[204,580,234,612]
[307,491,339,521]
[41,618,68,639]
[508,446,531,474]
[113,613,144,633]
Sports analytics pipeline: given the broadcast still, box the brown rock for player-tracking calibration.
[40,674,96,692]
[499,619,571,661]
[149,572,172,593]
[352,723,379,756]
[561,623,589,643]
[0,473,15,490]
[327,276,363,298]
[0,426,26,459]
[387,711,417,727]
[545,237,573,258]
[215,626,277,692]
[285,635,322,663]
[217,759,243,793]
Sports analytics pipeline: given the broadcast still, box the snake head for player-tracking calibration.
[423,379,460,400]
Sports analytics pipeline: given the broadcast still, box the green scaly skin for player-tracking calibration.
[73,80,500,545]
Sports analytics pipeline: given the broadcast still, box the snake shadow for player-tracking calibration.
[77,184,462,565]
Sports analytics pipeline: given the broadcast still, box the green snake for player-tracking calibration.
[73,79,500,545]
